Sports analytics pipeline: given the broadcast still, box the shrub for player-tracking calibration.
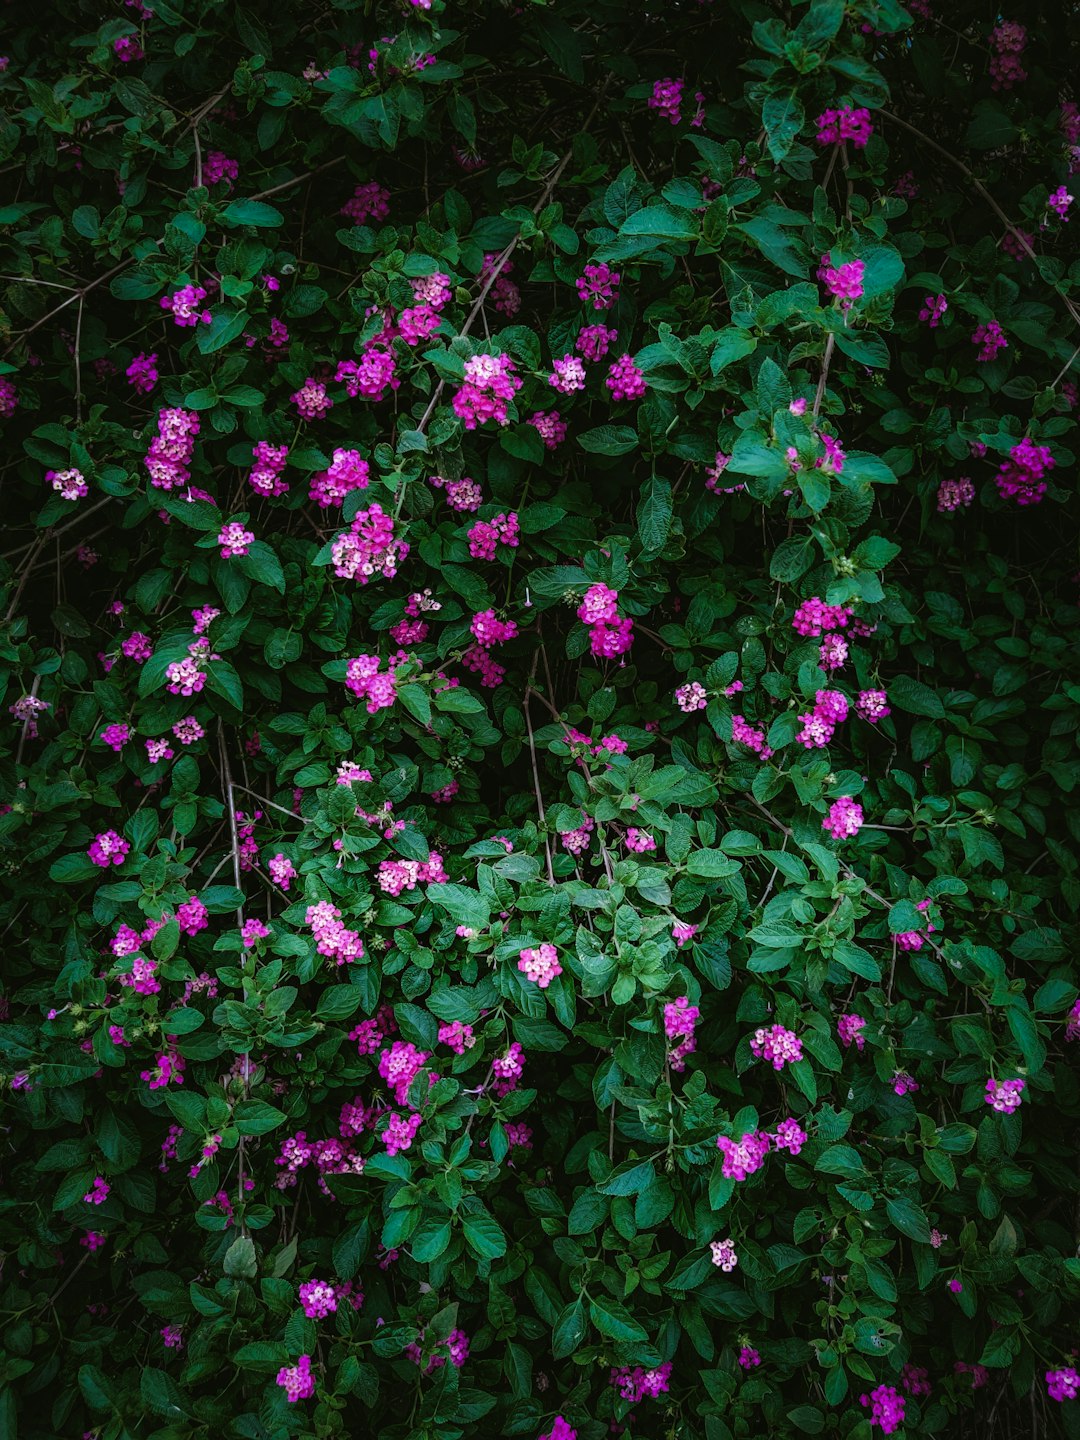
[1,1,1080,1437]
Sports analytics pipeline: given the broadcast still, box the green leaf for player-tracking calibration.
[461,1209,506,1260]
[636,475,672,554]
[577,425,638,456]
[196,310,248,355]
[618,204,697,241]
[220,199,285,227]
[762,93,805,162]
[686,849,741,879]
[815,1144,866,1178]
[589,1295,648,1343]
[316,985,366,1020]
[888,675,945,720]
[140,1369,188,1418]
[597,1159,656,1196]
[884,1195,931,1244]
[551,1300,586,1359]
[222,1235,258,1278]
[233,1100,287,1135]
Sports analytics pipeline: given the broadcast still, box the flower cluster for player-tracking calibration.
[452,353,522,429]
[815,104,873,148]
[985,1076,1025,1113]
[518,943,563,989]
[576,583,634,658]
[664,996,699,1070]
[144,407,200,491]
[248,441,289,497]
[160,284,210,327]
[995,437,1054,506]
[749,1024,803,1070]
[576,263,620,311]
[331,503,409,584]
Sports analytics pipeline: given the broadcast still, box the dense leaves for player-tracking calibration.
[1,1,1080,1438]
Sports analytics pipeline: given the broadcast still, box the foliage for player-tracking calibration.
[1,1,1080,1437]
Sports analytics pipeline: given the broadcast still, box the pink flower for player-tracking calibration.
[716,1131,770,1181]
[972,320,1008,362]
[576,263,620,311]
[672,920,697,947]
[549,354,586,394]
[122,631,153,662]
[217,523,254,558]
[985,1076,1025,1113]
[820,254,865,302]
[89,831,129,868]
[710,1238,737,1271]
[936,476,975,511]
[676,681,708,712]
[341,181,390,225]
[773,1118,807,1155]
[605,354,646,401]
[576,324,619,361]
[518,942,563,989]
[738,1346,761,1369]
[48,468,89,501]
[452,353,522,429]
[540,1418,577,1440]
[815,105,873,148]
[203,151,238,186]
[989,20,1027,91]
[344,654,398,713]
[126,352,158,392]
[248,441,289,498]
[438,1020,475,1054]
[530,410,567,448]
[838,1013,866,1050]
[823,796,863,840]
[160,285,210,327]
[467,511,519,559]
[792,597,852,636]
[995,437,1054,506]
[860,1384,905,1434]
[114,35,144,62]
[382,1111,422,1156]
[331,502,408,584]
[84,1175,110,1204]
[276,1354,315,1403]
[269,853,296,890]
[241,918,270,948]
[291,378,332,420]
[336,349,398,402]
[750,1024,802,1070]
[399,304,441,345]
[648,76,684,125]
[1047,1368,1080,1402]
[919,292,948,327]
[856,689,890,721]
[100,722,131,752]
[165,657,206,697]
[173,716,205,745]
[299,1280,338,1319]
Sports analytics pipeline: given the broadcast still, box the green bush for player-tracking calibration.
[2,1,1080,1436]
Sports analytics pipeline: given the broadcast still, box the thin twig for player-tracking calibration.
[73,295,84,424]
[246,157,348,203]
[2,257,136,355]
[391,95,606,518]
[881,106,1080,332]
[524,673,555,884]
